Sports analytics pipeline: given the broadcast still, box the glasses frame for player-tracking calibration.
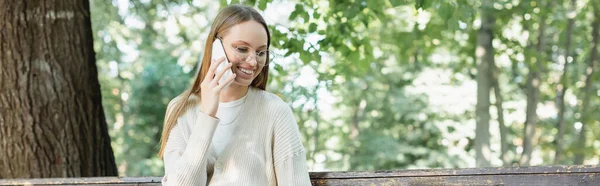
[216,37,273,66]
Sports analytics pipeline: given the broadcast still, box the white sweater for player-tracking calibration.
[212,94,246,156]
[161,87,311,186]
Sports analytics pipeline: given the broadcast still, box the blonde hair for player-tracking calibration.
[158,5,271,158]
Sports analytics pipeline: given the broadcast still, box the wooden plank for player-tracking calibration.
[310,165,600,179]
[311,173,600,186]
[0,177,162,185]
[0,166,598,185]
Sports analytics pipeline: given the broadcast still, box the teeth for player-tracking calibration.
[239,67,253,75]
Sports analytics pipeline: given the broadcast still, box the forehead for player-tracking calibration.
[223,21,268,48]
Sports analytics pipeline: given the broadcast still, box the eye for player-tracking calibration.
[256,51,268,57]
[235,47,249,53]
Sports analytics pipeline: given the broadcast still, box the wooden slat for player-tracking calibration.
[309,165,600,178]
[0,165,598,185]
[311,173,600,186]
[0,177,162,185]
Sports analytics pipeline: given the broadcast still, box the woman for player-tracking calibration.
[157,4,311,186]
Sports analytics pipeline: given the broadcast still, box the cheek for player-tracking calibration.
[255,67,264,75]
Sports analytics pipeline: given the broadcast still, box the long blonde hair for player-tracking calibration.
[158,5,271,158]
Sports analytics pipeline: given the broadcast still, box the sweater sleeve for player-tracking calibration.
[272,104,311,186]
[162,106,219,186]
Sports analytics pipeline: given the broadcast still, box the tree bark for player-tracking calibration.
[491,62,508,166]
[555,0,576,164]
[0,0,117,178]
[350,98,366,141]
[488,31,507,165]
[475,2,495,168]
[311,86,321,165]
[573,4,599,164]
[521,1,551,166]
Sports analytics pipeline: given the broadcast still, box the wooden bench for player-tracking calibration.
[1,165,598,185]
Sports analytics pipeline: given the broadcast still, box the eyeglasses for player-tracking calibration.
[217,37,273,66]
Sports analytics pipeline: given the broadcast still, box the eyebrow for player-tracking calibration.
[232,40,267,49]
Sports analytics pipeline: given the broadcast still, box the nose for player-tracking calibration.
[246,53,258,66]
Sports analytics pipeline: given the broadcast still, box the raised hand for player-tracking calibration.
[199,57,237,117]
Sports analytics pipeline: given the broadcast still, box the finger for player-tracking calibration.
[204,65,215,82]
[205,57,226,81]
[209,57,226,72]
[213,62,233,83]
[216,74,237,91]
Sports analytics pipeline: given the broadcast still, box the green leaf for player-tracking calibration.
[416,0,432,9]
[274,63,284,73]
[438,2,455,21]
[301,11,310,22]
[390,0,407,7]
[312,52,322,63]
[289,4,304,21]
[447,16,458,30]
[309,23,318,33]
[300,51,312,64]
[367,0,380,9]
[258,0,268,10]
[313,11,321,19]
[298,28,307,34]
[289,11,298,20]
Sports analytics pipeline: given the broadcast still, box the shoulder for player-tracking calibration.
[249,88,299,130]
[251,88,292,114]
[166,92,201,124]
[167,92,200,109]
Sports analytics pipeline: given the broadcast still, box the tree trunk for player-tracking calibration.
[555,0,576,164]
[350,98,366,141]
[492,59,508,166]
[475,2,495,168]
[521,1,550,166]
[311,87,321,165]
[521,65,540,166]
[573,5,599,164]
[0,0,117,178]
[491,64,508,166]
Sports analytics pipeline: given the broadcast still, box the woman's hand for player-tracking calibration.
[200,57,237,117]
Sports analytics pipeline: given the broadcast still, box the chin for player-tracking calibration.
[232,77,254,87]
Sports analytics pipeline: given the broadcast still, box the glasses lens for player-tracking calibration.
[232,50,272,66]
[257,51,268,66]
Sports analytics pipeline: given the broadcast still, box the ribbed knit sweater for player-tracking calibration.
[161,87,311,185]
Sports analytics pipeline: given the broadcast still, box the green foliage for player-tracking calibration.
[91,0,600,176]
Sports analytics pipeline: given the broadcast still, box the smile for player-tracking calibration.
[238,67,253,75]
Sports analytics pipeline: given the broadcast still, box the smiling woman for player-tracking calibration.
[157,4,311,186]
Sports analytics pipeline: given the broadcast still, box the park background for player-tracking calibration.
[93,0,599,176]
[1,0,599,178]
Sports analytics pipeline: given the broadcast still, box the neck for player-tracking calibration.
[219,83,249,102]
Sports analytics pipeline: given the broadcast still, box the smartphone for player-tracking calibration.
[212,39,234,89]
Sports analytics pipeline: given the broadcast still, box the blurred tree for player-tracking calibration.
[475,0,495,167]
[0,0,117,178]
[91,0,205,175]
[87,0,600,176]
[573,1,599,164]
[490,31,508,165]
[554,0,576,165]
[521,0,552,166]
